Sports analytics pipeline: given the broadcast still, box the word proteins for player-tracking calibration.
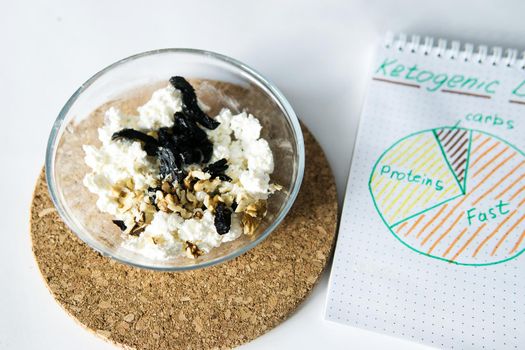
[379,165,444,191]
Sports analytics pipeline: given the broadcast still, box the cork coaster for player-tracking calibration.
[30,125,337,350]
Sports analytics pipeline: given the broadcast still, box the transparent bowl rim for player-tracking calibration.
[45,48,305,271]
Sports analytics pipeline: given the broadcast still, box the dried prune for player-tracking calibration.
[204,158,232,181]
[157,127,173,146]
[200,141,213,163]
[158,147,186,183]
[169,76,220,130]
[205,158,227,171]
[110,77,223,187]
[173,112,207,140]
[112,129,159,156]
[156,110,215,170]
[218,174,232,181]
[214,202,232,235]
[112,220,127,231]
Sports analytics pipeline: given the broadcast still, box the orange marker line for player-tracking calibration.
[427,213,463,254]
[419,147,519,246]
[472,160,525,205]
[470,142,499,168]
[472,147,511,178]
[509,185,525,201]
[495,173,525,199]
[451,223,487,261]
[429,164,502,237]
[443,227,468,257]
[416,205,448,239]
[473,133,482,142]
[405,215,426,237]
[471,136,491,155]
[472,211,516,257]
[421,202,465,245]
[491,214,525,256]
[509,228,525,254]
[396,221,409,233]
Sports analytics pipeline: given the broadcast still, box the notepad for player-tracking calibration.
[325,33,525,349]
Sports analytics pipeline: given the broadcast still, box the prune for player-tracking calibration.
[111,129,159,156]
[157,127,173,146]
[205,158,228,171]
[173,112,207,140]
[203,158,232,181]
[169,76,220,130]
[214,202,232,235]
[158,147,186,183]
[112,220,127,231]
[157,110,215,171]
[110,77,222,186]
[200,141,213,163]
[218,174,232,181]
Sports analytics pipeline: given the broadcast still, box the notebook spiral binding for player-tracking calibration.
[385,32,525,70]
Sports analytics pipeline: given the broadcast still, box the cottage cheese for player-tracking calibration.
[83,83,276,260]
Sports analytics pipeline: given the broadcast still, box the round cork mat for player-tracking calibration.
[30,126,337,350]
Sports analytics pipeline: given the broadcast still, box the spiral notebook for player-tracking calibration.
[325,33,525,349]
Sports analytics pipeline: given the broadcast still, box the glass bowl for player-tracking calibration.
[45,49,304,271]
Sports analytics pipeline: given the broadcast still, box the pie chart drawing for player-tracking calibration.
[369,126,525,266]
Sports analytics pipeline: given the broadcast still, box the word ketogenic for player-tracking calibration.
[375,58,525,97]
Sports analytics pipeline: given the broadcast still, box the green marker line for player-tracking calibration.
[463,130,474,193]
[432,128,466,195]
[389,193,464,229]
[369,174,525,266]
[368,126,525,266]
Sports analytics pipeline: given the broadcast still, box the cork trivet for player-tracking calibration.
[30,125,337,350]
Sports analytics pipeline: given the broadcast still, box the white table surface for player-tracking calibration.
[1,1,524,349]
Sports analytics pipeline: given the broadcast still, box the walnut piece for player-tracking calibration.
[185,241,203,258]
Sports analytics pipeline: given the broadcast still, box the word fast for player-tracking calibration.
[466,200,510,226]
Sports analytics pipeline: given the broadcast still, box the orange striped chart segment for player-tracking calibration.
[370,127,525,266]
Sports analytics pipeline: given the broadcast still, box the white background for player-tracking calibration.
[1,1,524,349]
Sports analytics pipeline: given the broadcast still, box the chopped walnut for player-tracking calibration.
[125,178,135,191]
[241,213,261,235]
[193,209,204,219]
[245,201,266,218]
[151,236,166,245]
[204,194,224,212]
[185,241,203,258]
[164,193,178,211]
[183,170,210,190]
[118,190,135,212]
[193,178,221,193]
[161,180,173,194]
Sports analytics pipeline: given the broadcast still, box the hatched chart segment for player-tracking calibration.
[434,127,471,193]
[369,131,464,227]
[384,130,525,265]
